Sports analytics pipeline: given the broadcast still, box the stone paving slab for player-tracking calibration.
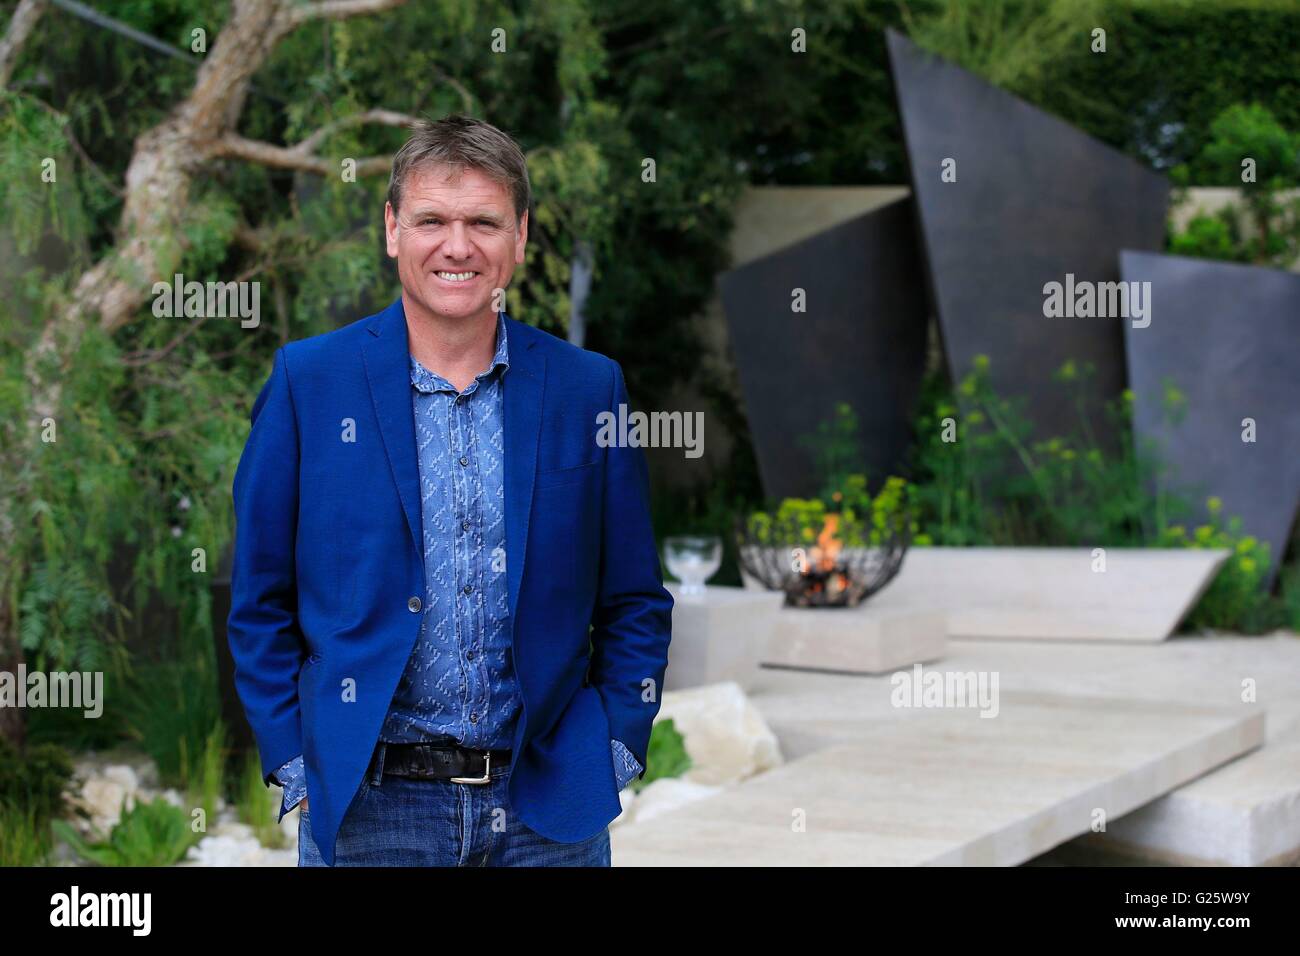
[699,634,1300,866]
[862,547,1230,641]
[612,691,1263,866]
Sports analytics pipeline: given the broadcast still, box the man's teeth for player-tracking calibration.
[436,271,478,282]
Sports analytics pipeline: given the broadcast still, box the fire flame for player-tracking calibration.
[798,512,850,601]
[812,513,843,571]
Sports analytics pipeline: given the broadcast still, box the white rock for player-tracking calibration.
[654,681,783,786]
[185,833,296,867]
[68,765,142,835]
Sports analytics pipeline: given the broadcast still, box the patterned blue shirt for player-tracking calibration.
[272,311,641,819]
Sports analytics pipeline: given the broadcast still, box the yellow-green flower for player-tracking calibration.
[1206,496,1222,515]
[973,354,990,372]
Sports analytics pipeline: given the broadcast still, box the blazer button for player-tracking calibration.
[407,596,422,613]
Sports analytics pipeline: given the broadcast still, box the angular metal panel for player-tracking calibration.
[1121,250,1300,586]
[886,29,1169,449]
[720,197,929,501]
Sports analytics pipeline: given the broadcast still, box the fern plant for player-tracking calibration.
[52,794,198,867]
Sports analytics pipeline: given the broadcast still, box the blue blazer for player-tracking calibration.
[227,297,673,866]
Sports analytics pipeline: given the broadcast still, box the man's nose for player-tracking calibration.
[442,220,474,258]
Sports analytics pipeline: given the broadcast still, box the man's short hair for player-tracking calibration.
[387,114,532,224]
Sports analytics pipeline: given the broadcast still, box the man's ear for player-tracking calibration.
[515,208,528,264]
[384,201,399,258]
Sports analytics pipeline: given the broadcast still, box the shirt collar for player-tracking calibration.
[409,311,510,393]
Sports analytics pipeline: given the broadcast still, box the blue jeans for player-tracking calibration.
[297,742,612,867]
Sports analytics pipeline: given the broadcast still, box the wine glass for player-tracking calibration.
[663,535,723,598]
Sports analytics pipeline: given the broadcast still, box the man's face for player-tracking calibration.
[385,163,527,324]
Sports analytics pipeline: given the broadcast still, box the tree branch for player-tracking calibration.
[283,0,409,30]
[294,107,422,153]
[212,108,421,177]
[214,134,394,177]
[0,0,47,88]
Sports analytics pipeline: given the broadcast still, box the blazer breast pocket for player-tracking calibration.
[535,459,600,491]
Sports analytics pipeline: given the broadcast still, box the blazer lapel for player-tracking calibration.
[502,313,545,621]
[361,298,423,554]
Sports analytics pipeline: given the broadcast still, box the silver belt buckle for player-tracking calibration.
[450,750,492,784]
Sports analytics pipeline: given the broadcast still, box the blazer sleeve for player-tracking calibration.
[588,358,674,780]
[227,346,307,787]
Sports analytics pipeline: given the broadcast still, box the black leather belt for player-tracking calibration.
[380,741,512,784]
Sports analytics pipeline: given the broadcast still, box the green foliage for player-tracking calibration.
[0,801,55,866]
[744,475,917,552]
[904,0,1104,94]
[0,737,75,828]
[121,658,222,791]
[1027,1,1300,172]
[53,794,199,867]
[1170,103,1300,266]
[1279,559,1300,632]
[0,90,92,257]
[906,356,1191,546]
[189,721,227,826]
[1169,212,1246,262]
[1192,102,1300,189]
[905,356,1296,633]
[634,717,691,792]
[23,656,131,751]
[18,562,114,669]
[234,752,286,849]
[799,401,866,506]
[1159,502,1279,633]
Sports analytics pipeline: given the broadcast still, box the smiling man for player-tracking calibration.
[227,114,673,867]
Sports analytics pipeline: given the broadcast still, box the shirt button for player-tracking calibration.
[459,456,469,466]
[407,596,422,613]
[463,584,473,595]
[469,713,478,723]
[461,520,471,532]
[466,650,474,661]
